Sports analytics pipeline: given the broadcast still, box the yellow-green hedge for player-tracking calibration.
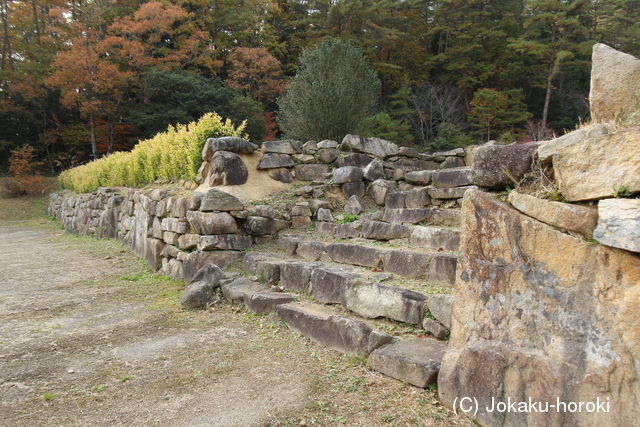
[59,113,246,193]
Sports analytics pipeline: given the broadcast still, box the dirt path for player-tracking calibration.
[0,198,473,427]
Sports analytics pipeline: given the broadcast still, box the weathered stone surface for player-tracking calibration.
[310,266,360,304]
[431,209,462,227]
[335,153,374,168]
[439,189,640,426]
[291,216,311,228]
[325,243,384,268]
[388,158,438,171]
[317,207,333,222]
[362,159,385,181]
[257,153,294,169]
[427,253,457,287]
[145,237,165,271]
[426,294,453,330]
[318,148,340,164]
[382,250,431,278]
[440,156,466,169]
[345,281,427,324]
[368,339,447,388]
[296,241,327,261]
[197,234,253,251]
[405,187,431,209]
[342,181,365,198]
[370,179,396,206]
[162,217,189,234]
[471,142,539,189]
[431,167,473,188]
[340,134,399,158]
[344,195,367,215]
[593,198,640,252]
[359,211,384,222]
[253,205,276,219]
[177,233,199,250]
[242,251,283,273]
[277,304,392,358]
[508,190,599,238]
[202,137,257,160]
[187,211,238,235]
[398,147,421,158]
[538,123,610,163]
[385,192,406,209]
[292,153,315,164]
[410,226,460,252]
[590,43,640,123]
[268,168,293,183]
[191,263,225,285]
[280,262,324,292]
[383,208,435,224]
[254,259,284,285]
[404,170,432,185]
[209,151,249,185]
[428,186,476,200]
[163,231,180,246]
[222,277,267,303]
[333,166,364,184]
[317,139,338,148]
[294,164,331,181]
[245,292,297,313]
[423,319,447,339]
[199,188,244,212]
[180,281,214,309]
[274,233,304,255]
[316,222,337,237]
[183,250,241,282]
[302,140,317,153]
[243,216,290,235]
[553,128,640,201]
[334,223,361,239]
[361,221,410,241]
[262,140,302,154]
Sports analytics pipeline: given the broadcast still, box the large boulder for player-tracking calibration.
[186,211,238,235]
[590,43,640,123]
[553,128,640,201]
[537,123,610,163]
[242,216,291,235]
[257,153,294,170]
[438,189,640,426]
[294,164,331,181]
[340,134,399,158]
[333,166,364,184]
[471,141,539,189]
[209,151,249,185]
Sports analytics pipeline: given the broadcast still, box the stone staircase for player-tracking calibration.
[205,211,460,388]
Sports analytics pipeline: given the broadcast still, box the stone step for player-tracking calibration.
[367,338,448,388]
[276,302,392,358]
[241,252,453,329]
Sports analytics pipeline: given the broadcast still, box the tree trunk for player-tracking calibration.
[542,50,555,130]
[90,114,97,159]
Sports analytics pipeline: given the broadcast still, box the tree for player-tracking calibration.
[127,68,266,142]
[469,88,532,141]
[277,36,380,141]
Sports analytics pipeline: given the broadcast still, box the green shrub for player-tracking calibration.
[59,113,246,193]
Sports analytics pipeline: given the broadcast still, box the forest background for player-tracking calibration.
[1,0,639,174]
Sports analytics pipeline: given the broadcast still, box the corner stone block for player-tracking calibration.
[244,292,297,314]
[368,339,447,388]
[276,304,392,358]
[310,266,360,304]
[280,262,324,292]
[427,253,457,287]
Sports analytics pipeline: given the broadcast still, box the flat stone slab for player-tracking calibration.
[427,254,457,287]
[410,226,460,252]
[325,243,385,268]
[280,261,324,292]
[344,281,428,324]
[294,164,331,181]
[277,303,392,358]
[296,241,327,261]
[428,186,477,200]
[242,251,284,272]
[310,266,360,304]
[244,292,297,314]
[382,208,435,224]
[197,234,253,251]
[431,167,472,188]
[361,221,411,241]
[243,216,291,236]
[593,198,640,253]
[381,250,432,278]
[222,277,268,303]
[367,338,447,388]
[257,153,294,169]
